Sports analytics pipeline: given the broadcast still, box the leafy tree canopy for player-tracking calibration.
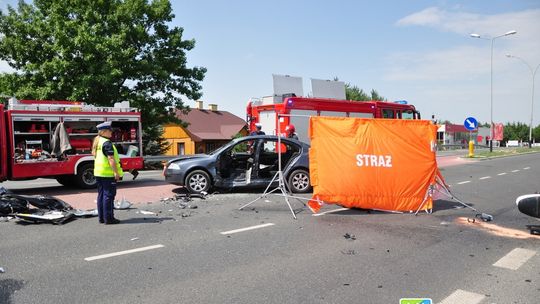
[332,78,386,101]
[0,0,206,154]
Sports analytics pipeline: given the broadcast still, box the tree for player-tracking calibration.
[533,125,540,143]
[503,122,529,143]
[0,0,206,154]
[344,83,370,101]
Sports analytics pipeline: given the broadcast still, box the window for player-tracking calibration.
[382,109,395,118]
[402,110,414,120]
[177,143,185,155]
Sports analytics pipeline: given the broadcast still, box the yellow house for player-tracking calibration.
[163,101,248,155]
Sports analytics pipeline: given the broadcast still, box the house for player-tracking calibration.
[163,101,248,155]
[436,123,491,148]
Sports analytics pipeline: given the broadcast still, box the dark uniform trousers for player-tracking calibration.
[96,177,117,223]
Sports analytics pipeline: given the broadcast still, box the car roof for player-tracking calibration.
[240,135,310,147]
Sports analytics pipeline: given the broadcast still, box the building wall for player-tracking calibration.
[162,124,249,155]
[162,124,196,155]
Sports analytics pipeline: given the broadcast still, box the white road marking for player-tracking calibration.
[457,181,471,185]
[220,223,275,235]
[312,207,350,217]
[84,244,165,261]
[493,248,536,270]
[511,169,520,173]
[439,289,485,304]
[497,172,507,176]
[479,176,491,180]
[523,167,530,170]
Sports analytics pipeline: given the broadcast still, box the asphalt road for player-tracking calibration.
[1,154,539,304]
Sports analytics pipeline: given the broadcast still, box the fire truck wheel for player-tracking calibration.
[76,163,97,189]
[56,176,76,187]
[288,169,311,193]
[185,170,211,194]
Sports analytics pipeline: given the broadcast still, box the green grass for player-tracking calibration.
[467,146,540,158]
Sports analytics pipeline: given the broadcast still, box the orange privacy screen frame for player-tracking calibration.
[309,117,440,212]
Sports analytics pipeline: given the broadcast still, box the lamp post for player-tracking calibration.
[470,30,517,152]
[506,54,540,147]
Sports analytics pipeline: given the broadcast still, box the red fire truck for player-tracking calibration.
[246,96,421,143]
[0,99,143,188]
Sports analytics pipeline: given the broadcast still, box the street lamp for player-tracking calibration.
[470,30,517,152]
[506,54,540,147]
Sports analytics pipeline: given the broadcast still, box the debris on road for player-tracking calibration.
[1,216,14,222]
[130,237,139,241]
[343,233,356,240]
[0,267,4,273]
[72,209,98,217]
[114,197,133,209]
[15,211,75,225]
[138,210,157,215]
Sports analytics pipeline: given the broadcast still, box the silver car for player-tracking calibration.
[163,135,311,194]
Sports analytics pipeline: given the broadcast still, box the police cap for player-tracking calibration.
[96,121,113,130]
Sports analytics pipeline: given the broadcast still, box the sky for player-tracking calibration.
[1,0,540,126]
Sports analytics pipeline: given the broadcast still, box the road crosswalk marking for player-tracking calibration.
[493,248,536,270]
[439,289,485,304]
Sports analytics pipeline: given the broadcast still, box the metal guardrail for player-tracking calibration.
[143,155,178,162]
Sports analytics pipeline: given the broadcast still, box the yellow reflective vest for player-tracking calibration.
[94,136,124,178]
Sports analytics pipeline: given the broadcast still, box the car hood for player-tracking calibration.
[168,154,209,164]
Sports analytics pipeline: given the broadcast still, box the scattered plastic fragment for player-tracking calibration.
[0,267,4,273]
[138,210,156,215]
[343,233,356,240]
[114,197,132,209]
[72,209,98,217]
[130,237,139,241]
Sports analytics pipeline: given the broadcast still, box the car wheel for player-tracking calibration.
[288,169,311,193]
[185,170,211,194]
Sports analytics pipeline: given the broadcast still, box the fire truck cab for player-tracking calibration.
[0,98,144,188]
[246,96,421,143]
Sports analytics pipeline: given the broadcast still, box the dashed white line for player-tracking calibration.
[479,176,491,180]
[312,207,349,217]
[457,181,471,185]
[523,167,530,170]
[511,169,520,173]
[497,172,507,176]
[439,289,485,304]
[84,244,165,261]
[493,248,536,270]
[220,223,275,235]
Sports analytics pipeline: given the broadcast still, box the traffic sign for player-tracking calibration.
[464,117,478,131]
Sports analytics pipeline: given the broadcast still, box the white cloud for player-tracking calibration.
[387,7,540,124]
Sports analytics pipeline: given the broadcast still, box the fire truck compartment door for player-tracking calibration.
[12,115,60,121]
[106,117,139,121]
[63,116,104,122]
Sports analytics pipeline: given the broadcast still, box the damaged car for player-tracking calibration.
[163,135,311,194]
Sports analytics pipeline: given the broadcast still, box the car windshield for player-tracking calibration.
[207,138,240,155]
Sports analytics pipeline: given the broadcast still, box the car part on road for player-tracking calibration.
[15,211,75,225]
[114,197,133,209]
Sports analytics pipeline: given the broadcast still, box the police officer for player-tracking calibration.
[92,121,123,224]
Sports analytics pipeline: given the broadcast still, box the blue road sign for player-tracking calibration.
[464,117,478,131]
